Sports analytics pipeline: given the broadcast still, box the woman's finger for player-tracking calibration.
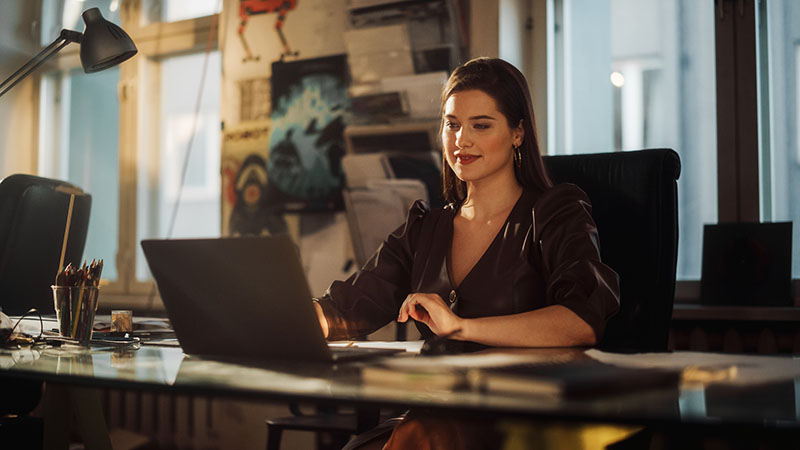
[397,294,417,323]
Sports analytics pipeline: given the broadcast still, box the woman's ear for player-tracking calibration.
[514,120,525,147]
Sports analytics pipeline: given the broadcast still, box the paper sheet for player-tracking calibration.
[328,340,425,354]
[373,352,571,371]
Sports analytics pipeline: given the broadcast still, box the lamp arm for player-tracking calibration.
[0,29,83,98]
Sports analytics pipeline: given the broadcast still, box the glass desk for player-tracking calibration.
[2,343,800,430]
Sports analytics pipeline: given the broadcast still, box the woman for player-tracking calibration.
[313,57,620,449]
[314,57,619,347]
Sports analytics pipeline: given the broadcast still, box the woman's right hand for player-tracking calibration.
[398,293,464,338]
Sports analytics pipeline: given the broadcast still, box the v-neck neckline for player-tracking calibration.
[445,190,527,290]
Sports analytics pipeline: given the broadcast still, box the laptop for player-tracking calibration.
[141,235,401,362]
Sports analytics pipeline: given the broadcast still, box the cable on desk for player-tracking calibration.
[1,308,43,347]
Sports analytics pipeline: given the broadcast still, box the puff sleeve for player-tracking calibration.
[534,184,620,341]
[315,200,429,340]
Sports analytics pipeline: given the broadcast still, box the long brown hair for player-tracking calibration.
[440,57,552,203]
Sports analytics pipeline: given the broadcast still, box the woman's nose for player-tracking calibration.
[455,128,470,148]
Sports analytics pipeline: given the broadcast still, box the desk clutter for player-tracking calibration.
[0,258,177,349]
[0,311,176,350]
[92,316,177,346]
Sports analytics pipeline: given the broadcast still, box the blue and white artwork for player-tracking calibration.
[267,55,348,211]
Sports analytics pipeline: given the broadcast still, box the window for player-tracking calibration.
[548,0,718,280]
[40,0,122,45]
[39,67,121,280]
[141,0,221,24]
[38,2,124,280]
[763,0,800,277]
[136,51,221,280]
[38,0,221,308]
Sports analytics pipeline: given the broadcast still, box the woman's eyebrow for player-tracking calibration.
[443,114,498,121]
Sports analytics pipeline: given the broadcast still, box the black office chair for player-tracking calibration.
[0,174,92,316]
[543,148,681,351]
[0,174,91,448]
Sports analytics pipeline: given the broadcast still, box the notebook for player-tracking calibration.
[141,235,401,363]
[472,359,681,398]
[360,351,681,397]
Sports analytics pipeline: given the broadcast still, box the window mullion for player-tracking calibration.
[715,0,760,222]
[117,63,138,294]
[115,1,141,295]
[734,0,760,221]
[113,3,220,306]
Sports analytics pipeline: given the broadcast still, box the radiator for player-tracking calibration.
[100,389,314,449]
[102,390,220,449]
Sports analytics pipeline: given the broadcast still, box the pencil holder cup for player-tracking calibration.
[51,286,100,343]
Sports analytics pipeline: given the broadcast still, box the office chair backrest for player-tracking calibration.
[0,174,92,315]
[543,149,681,352]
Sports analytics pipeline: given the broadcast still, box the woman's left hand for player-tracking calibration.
[397,293,464,337]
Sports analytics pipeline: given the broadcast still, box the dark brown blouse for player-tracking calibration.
[316,183,620,342]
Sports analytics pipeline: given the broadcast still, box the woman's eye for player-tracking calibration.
[445,121,460,130]
[474,123,490,130]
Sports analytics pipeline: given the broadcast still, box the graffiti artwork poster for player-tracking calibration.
[267,54,348,211]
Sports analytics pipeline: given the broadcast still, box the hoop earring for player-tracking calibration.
[513,145,522,167]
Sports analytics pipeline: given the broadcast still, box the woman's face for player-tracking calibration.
[442,89,523,186]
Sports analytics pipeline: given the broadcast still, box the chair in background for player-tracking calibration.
[341,151,444,208]
[0,174,92,447]
[343,178,429,268]
[0,174,92,316]
[266,179,428,450]
[543,148,681,352]
[343,177,428,340]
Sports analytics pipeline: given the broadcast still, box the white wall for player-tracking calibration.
[219,0,348,127]
[470,0,500,58]
[0,0,43,178]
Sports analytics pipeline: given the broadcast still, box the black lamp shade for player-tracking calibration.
[79,8,137,73]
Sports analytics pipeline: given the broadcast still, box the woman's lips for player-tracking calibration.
[456,154,480,165]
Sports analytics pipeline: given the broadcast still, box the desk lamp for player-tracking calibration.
[0,7,137,97]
